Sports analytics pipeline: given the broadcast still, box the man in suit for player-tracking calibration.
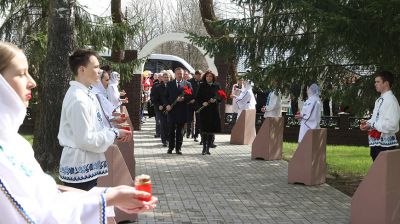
[151,72,170,146]
[188,70,203,142]
[164,67,193,154]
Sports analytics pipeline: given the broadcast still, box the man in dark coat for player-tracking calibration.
[164,67,193,154]
[151,72,171,146]
[188,70,203,141]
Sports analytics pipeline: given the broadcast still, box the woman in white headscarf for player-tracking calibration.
[0,42,157,223]
[295,83,322,142]
[235,80,257,119]
[91,70,115,127]
[107,71,125,110]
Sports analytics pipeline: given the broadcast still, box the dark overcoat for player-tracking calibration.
[196,82,221,133]
[163,79,193,124]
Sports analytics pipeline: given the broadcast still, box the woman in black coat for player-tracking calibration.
[196,70,221,155]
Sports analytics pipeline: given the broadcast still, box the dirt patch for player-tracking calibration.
[326,175,364,197]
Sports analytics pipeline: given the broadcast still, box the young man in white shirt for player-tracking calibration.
[58,49,131,190]
[360,71,400,161]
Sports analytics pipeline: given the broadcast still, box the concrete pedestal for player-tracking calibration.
[117,106,135,178]
[97,144,137,223]
[230,109,256,145]
[351,149,400,224]
[288,129,327,185]
[251,117,283,160]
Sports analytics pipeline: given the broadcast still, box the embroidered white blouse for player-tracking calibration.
[263,90,282,118]
[0,76,109,223]
[58,81,116,183]
[367,90,400,147]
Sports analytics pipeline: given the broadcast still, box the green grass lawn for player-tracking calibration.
[283,142,372,177]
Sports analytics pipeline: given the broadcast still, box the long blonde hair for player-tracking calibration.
[0,42,22,74]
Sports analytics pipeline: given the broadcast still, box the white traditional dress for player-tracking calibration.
[235,81,257,119]
[366,90,400,147]
[107,72,121,112]
[263,90,282,117]
[0,75,110,223]
[231,84,241,113]
[298,84,322,142]
[58,81,117,183]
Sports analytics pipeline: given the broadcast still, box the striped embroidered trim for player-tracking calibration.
[0,178,36,224]
[100,194,106,224]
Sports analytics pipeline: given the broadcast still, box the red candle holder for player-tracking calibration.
[120,114,126,119]
[134,174,152,201]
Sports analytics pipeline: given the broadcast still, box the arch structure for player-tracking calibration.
[134,32,217,75]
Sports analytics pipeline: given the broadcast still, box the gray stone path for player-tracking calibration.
[135,119,350,224]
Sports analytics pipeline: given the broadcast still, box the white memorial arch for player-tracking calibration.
[134,32,217,74]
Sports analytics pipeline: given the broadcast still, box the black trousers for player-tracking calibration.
[194,112,201,139]
[370,146,397,161]
[156,110,168,143]
[63,178,97,191]
[169,122,185,150]
[154,107,161,136]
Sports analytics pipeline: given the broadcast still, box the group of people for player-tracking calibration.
[230,71,400,162]
[150,68,221,155]
[0,42,157,223]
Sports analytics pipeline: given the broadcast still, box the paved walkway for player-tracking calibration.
[134,119,350,224]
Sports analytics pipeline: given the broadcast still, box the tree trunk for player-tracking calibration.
[33,0,75,171]
[111,0,124,62]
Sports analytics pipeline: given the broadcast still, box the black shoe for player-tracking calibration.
[186,134,190,139]
[167,149,173,154]
[210,144,217,148]
[194,138,199,142]
[176,150,182,155]
[154,135,160,138]
[206,151,211,155]
[162,143,168,147]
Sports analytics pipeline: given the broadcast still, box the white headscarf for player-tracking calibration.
[307,83,321,98]
[109,71,120,86]
[107,71,121,108]
[0,74,27,137]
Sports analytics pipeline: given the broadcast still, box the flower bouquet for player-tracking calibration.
[196,89,227,113]
[164,85,192,114]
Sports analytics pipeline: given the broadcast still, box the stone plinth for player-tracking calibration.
[251,117,283,160]
[288,128,327,185]
[230,109,256,145]
[351,149,400,224]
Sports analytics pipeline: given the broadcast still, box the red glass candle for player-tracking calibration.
[134,174,152,201]
[121,126,131,131]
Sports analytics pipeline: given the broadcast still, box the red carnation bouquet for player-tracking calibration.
[368,129,381,139]
[165,85,192,114]
[196,89,227,113]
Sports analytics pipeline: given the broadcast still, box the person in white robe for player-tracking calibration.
[58,49,132,190]
[230,78,243,114]
[0,42,157,224]
[107,71,124,112]
[262,89,282,117]
[92,70,115,128]
[295,83,322,142]
[235,80,257,119]
[360,71,400,161]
